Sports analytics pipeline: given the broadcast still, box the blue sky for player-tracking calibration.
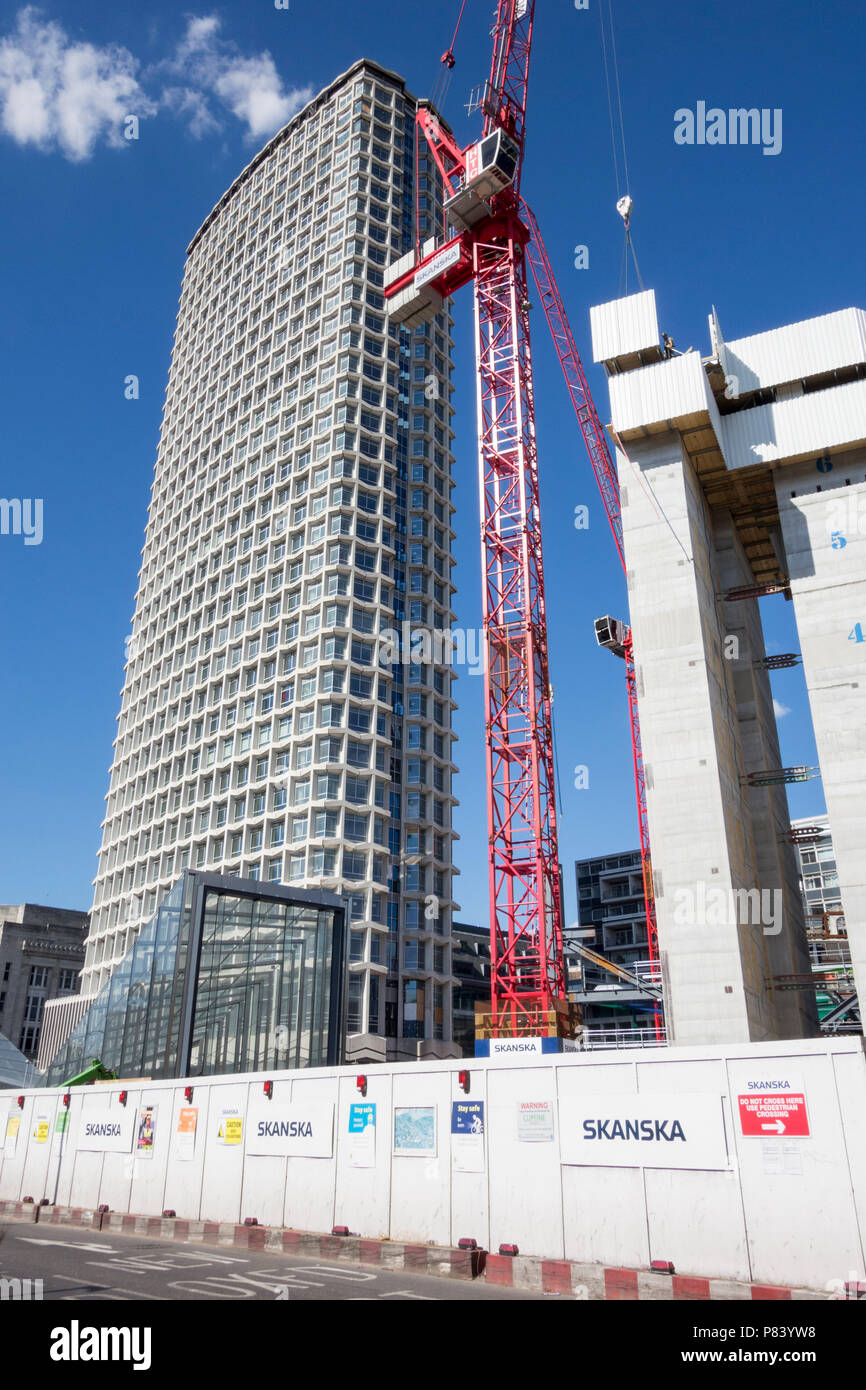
[0,0,861,924]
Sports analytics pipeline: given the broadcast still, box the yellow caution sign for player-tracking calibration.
[224,1117,243,1145]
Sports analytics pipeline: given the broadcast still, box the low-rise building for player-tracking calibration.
[571,852,659,1037]
[0,904,87,1063]
[451,920,489,1056]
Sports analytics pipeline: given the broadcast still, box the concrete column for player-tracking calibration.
[775,449,866,1017]
[712,513,817,1038]
[619,433,814,1043]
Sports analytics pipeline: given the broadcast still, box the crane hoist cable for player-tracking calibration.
[614,429,695,567]
[619,222,645,296]
[600,2,646,296]
[599,8,685,560]
[603,0,631,196]
[432,0,470,112]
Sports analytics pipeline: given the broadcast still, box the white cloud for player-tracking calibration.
[0,7,154,160]
[161,84,220,140]
[0,9,313,161]
[773,699,791,719]
[162,15,314,142]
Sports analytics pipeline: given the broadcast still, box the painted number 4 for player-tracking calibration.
[848,623,865,643]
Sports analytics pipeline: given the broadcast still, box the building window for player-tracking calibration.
[402,979,425,1039]
[347,973,364,1032]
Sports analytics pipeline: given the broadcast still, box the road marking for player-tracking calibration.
[378,1290,436,1300]
[289,1265,377,1282]
[218,1269,320,1294]
[168,1268,329,1297]
[86,1252,246,1274]
[57,1282,165,1301]
[167,1280,259,1298]
[18,1238,116,1253]
[60,1292,128,1301]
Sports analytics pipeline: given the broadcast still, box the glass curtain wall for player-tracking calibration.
[45,873,344,1084]
[188,891,339,1075]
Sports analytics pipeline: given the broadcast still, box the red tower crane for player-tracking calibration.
[521,208,662,1034]
[385,1,660,1040]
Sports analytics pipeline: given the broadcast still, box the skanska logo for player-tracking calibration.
[84,1122,123,1137]
[50,1322,151,1372]
[583,1118,687,1142]
[257,1120,313,1138]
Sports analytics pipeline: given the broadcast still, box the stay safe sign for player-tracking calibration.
[736,1072,810,1137]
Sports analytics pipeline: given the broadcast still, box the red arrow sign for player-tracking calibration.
[738,1092,810,1137]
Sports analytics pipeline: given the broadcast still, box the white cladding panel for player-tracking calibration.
[609,351,719,436]
[719,377,866,470]
[280,1074,340,1233]
[590,289,659,364]
[721,307,866,395]
[333,1070,392,1238]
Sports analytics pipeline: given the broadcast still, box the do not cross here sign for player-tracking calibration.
[736,1071,811,1137]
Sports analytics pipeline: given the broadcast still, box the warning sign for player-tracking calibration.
[216,1106,244,1146]
[737,1071,810,1138]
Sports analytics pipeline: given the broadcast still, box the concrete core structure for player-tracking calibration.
[590,290,866,1045]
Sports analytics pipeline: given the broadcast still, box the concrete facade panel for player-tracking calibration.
[776,451,866,1012]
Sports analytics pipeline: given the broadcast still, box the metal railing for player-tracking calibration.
[579,1026,668,1051]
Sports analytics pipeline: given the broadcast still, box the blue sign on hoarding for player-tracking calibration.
[451,1101,484,1135]
[349,1103,375,1132]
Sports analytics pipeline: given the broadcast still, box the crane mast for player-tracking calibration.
[386,0,569,1034]
[473,0,566,1030]
[473,189,565,1032]
[386,0,661,1043]
[522,208,662,1032]
[483,0,535,154]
